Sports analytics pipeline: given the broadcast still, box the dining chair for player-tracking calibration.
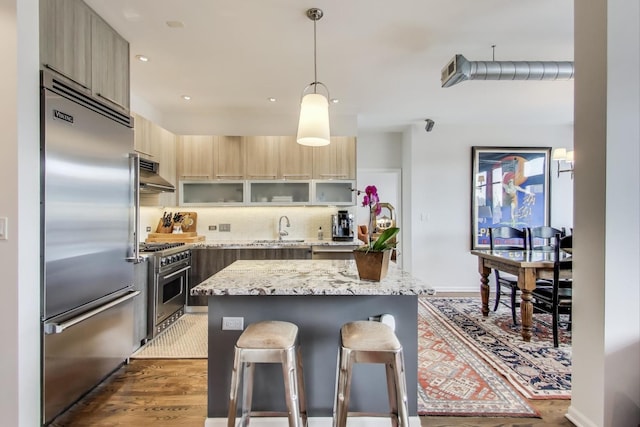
[531,233,573,347]
[489,226,528,325]
[527,226,565,251]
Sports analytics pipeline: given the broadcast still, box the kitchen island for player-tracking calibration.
[191,259,433,426]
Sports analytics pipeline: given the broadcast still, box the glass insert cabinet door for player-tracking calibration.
[179,181,245,205]
[249,181,310,204]
[313,180,356,205]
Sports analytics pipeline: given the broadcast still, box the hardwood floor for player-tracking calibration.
[50,359,574,427]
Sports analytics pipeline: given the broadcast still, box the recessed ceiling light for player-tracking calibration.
[166,20,184,28]
[330,98,339,104]
[135,54,149,62]
[267,97,277,102]
[182,95,191,101]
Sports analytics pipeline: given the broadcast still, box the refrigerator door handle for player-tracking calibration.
[127,153,142,263]
[44,290,140,335]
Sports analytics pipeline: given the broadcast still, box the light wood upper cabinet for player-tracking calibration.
[215,136,245,179]
[91,14,130,110]
[279,136,313,180]
[177,136,215,180]
[133,114,154,159]
[40,0,92,89]
[313,136,357,179]
[244,136,279,179]
[244,136,313,180]
[40,0,130,111]
[177,135,245,180]
[134,114,177,206]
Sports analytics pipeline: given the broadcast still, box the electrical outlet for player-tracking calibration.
[208,225,217,231]
[222,317,244,330]
[146,226,151,232]
[219,223,231,232]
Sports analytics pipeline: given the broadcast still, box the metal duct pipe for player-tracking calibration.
[441,54,574,87]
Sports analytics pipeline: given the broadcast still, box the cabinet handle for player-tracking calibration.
[180,174,211,178]
[96,92,127,110]
[215,174,244,179]
[44,64,91,90]
[282,174,311,178]
[248,174,277,178]
[319,174,348,178]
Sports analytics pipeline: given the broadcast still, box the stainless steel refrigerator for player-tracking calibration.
[40,71,140,425]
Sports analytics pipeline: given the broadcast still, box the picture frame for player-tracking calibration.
[471,146,551,249]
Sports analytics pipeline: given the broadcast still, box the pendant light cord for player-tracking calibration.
[313,16,318,93]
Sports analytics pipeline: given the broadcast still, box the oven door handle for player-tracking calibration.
[162,266,191,280]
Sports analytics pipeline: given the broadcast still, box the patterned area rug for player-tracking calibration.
[131,313,208,359]
[418,299,538,417]
[423,297,572,400]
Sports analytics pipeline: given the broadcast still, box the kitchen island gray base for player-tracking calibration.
[207,295,418,418]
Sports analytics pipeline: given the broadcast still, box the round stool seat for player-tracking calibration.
[237,320,298,349]
[341,320,401,351]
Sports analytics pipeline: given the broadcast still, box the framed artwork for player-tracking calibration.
[471,146,551,249]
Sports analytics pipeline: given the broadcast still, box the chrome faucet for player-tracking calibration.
[278,216,290,240]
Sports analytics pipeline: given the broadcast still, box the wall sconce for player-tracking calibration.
[552,148,574,178]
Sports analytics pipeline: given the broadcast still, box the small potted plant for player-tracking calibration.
[353,185,399,281]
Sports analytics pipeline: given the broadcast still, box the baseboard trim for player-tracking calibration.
[204,416,421,426]
[565,405,599,427]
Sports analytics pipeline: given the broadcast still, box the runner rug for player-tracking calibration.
[422,297,572,400]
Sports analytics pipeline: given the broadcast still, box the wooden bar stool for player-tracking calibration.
[227,320,307,427]
[333,320,410,427]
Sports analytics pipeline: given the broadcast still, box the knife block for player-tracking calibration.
[155,219,173,234]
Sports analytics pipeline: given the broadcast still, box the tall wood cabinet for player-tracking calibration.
[40,0,130,111]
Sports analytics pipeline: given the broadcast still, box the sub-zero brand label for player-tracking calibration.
[53,109,74,124]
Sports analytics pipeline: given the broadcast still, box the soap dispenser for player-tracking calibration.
[317,226,324,240]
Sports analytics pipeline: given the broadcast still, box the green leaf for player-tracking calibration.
[371,227,399,251]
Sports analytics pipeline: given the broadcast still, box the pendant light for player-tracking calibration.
[296,8,331,147]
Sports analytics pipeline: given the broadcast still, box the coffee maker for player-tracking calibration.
[332,210,354,241]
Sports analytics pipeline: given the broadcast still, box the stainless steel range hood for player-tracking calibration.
[139,158,175,193]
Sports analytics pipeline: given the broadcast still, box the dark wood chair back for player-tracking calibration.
[527,226,564,251]
[489,226,527,250]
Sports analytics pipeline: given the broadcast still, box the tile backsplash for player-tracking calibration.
[140,206,358,241]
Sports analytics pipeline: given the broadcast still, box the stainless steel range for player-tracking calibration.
[140,242,191,339]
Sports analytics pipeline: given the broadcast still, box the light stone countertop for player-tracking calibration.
[190,239,363,249]
[191,259,434,296]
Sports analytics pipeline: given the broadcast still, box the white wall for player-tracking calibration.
[403,123,574,291]
[568,0,640,426]
[0,0,41,426]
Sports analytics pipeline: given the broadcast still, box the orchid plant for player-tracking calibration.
[355,185,399,252]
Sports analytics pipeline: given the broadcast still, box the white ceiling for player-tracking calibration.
[85,0,574,135]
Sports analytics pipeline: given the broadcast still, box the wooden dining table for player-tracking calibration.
[470,249,572,341]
